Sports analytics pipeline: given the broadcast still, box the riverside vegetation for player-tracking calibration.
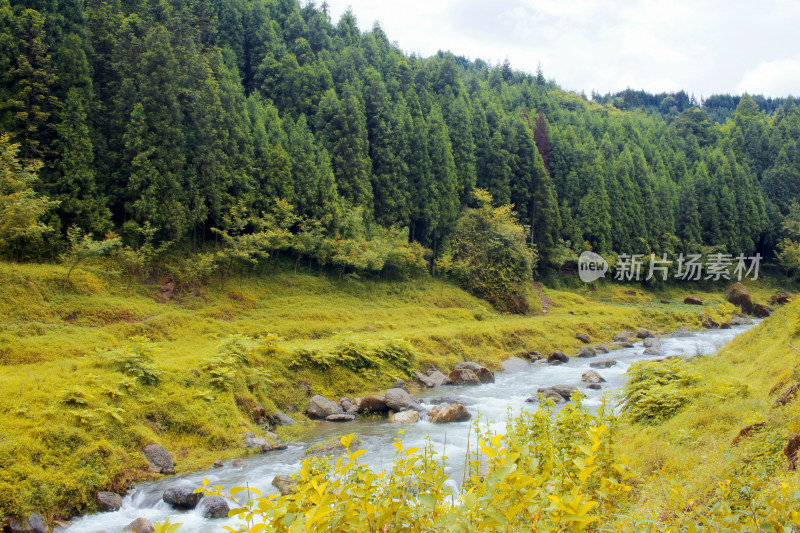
[2,0,800,529]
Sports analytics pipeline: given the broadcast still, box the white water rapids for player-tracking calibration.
[61,322,757,532]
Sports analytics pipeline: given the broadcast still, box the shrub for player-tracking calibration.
[621,358,699,424]
[289,335,419,375]
[96,336,163,385]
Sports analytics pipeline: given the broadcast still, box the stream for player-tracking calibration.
[61,322,758,532]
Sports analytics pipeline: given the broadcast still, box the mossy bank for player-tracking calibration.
[0,261,782,520]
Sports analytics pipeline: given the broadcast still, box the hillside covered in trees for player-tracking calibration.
[1,0,800,275]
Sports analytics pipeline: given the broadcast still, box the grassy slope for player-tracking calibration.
[0,261,781,519]
[613,295,800,524]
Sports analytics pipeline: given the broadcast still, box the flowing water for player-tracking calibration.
[62,322,757,532]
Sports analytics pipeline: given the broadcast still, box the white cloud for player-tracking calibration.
[322,0,800,97]
[737,57,800,97]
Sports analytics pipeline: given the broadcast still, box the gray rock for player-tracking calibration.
[428,404,471,423]
[612,341,633,348]
[454,362,494,383]
[163,487,202,509]
[643,346,666,356]
[244,437,272,451]
[577,346,597,358]
[426,370,451,386]
[142,443,174,474]
[213,460,224,468]
[325,413,356,422]
[642,338,661,348]
[729,316,753,326]
[5,514,47,533]
[305,395,343,419]
[537,384,578,400]
[581,370,606,384]
[389,410,419,423]
[635,328,654,339]
[613,331,634,342]
[414,371,436,388]
[390,379,408,392]
[575,333,590,343]
[526,389,565,404]
[339,398,355,412]
[448,368,481,385]
[589,359,617,369]
[587,383,602,390]
[275,411,297,426]
[123,517,155,533]
[547,351,569,364]
[384,388,423,411]
[272,475,297,496]
[671,326,694,337]
[201,495,230,519]
[593,344,609,354]
[500,357,529,371]
[97,491,123,512]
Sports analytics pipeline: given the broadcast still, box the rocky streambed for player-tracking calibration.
[58,321,758,533]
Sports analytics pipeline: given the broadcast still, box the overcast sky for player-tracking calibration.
[322,0,800,98]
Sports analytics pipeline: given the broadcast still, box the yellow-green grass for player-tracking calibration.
[612,294,800,524]
[0,261,783,520]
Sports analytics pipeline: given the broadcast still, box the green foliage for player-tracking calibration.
[97,336,163,386]
[621,358,700,424]
[290,335,418,375]
[0,134,57,254]
[451,189,536,314]
[198,398,635,532]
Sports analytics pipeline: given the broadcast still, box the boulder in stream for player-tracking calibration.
[547,351,569,364]
[272,475,297,496]
[729,316,753,326]
[642,338,661,348]
[428,404,471,423]
[305,395,343,419]
[594,344,609,354]
[448,368,481,385]
[384,388,423,411]
[389,411,419,423]
[590,359,617,369]
[201,495,230,519]
[358,395,389,414]
[454,362,495,383]
[635,328,654,339]
[581,370,605,384]
[96,490,122,512]
[163,487,202,509]
[527,389,565,404]
[671,326,693,337]
[536,385,578,401]
[576,346,596,358]
[123,517,155,533]
[325,414,356,422]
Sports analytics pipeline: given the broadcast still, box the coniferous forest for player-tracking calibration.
[1,0,800,276]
